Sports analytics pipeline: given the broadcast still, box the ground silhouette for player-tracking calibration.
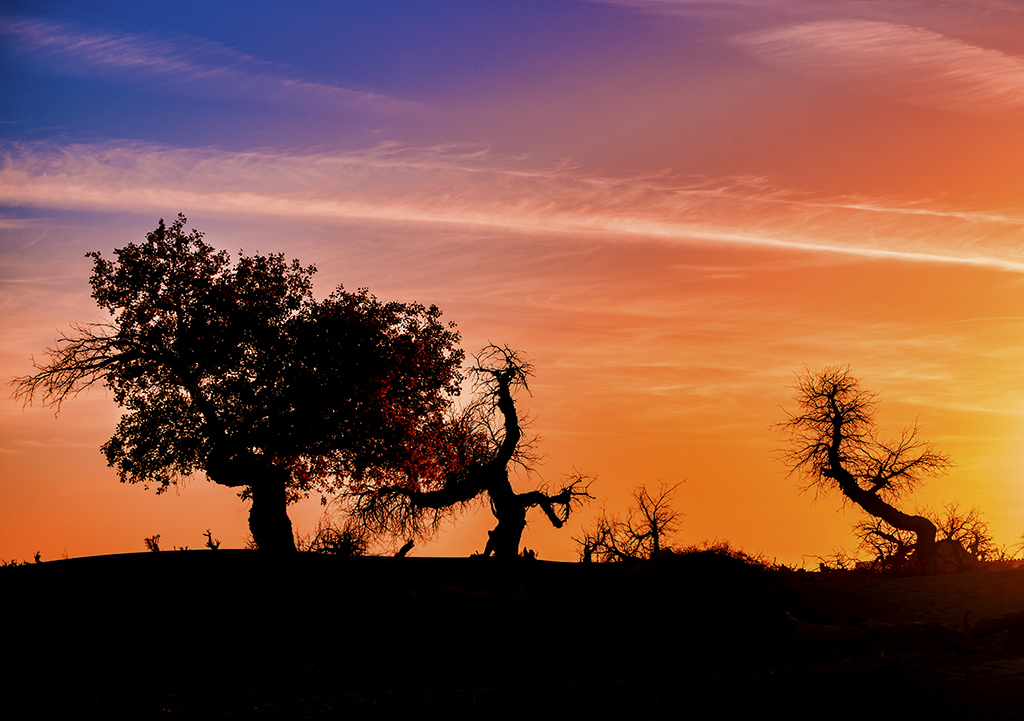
[6,550,1024,718]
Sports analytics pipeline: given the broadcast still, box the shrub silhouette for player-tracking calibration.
[297,517,369,557]
[203,529,221,550]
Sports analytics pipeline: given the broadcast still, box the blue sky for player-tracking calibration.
[1,1,648,150]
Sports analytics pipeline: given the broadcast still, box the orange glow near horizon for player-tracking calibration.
[4,1,1024,565]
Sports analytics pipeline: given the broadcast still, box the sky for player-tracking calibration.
[4,0,1024,564]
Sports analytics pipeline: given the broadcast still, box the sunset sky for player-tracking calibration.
[4,0,1024,564]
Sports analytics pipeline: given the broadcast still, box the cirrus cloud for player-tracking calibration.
[733,20,1024,118]
[2,140,1024,273]
[0,17,412,110]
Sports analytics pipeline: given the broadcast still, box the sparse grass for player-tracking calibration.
[1,551,42,567]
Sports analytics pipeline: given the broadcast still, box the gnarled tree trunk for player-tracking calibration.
[830,459,937,574]
[483,475,529,558]
[206,443,296,553]
[248,475,296,553]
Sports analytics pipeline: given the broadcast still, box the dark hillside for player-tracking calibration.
[4,551,1024,718]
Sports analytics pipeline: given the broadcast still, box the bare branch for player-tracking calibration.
[10,323,121,411]
[519,473,595,529]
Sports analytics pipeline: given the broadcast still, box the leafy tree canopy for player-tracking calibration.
[13,215,464,551]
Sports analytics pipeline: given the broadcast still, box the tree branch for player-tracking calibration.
[10,323,123,411]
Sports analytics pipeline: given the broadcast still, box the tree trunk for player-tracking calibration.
[479,362,531,559]
[857,494,936,574]
[206,443,296,553]
[249,476,296,553]
[838,475,938,574]
[484,511,527,558]
[484,475,527,559]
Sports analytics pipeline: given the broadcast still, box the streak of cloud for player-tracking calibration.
[3,140,1024,273]
[0,17,411,110]
[589,0,1023,19]
[733,20,1024,118]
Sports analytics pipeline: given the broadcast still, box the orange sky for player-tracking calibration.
[3,1,1024,564]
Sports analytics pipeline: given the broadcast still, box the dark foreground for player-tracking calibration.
[4,551,1024,719]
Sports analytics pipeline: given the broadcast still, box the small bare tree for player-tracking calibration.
[933,502,997,572]
[574,508,618,563]
[855,503,997,573]
[812,548,859,572]
[575,481,684,562]
[620,482,684,558]
[853,518,917,573]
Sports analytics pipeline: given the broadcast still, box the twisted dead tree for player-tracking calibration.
[352,345,592,558]
[775,366,951,574]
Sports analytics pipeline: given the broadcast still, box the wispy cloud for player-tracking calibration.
[590,0,1022,18]
[0,17,411,110]
[733,20,1024,118]
[2,140,1024,272]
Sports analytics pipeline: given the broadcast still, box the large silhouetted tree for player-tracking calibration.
[351,345,592,558]
[11,215,464,552]
[775,366,951,574]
